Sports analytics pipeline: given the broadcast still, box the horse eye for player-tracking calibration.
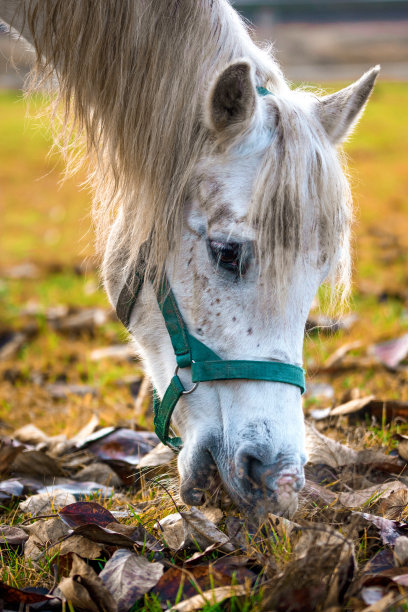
[207,239,251,276]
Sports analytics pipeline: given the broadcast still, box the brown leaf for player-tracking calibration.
[57,553,117,612]
[305,424,358,468]
[51,308,109,333]
[11,449,65,478]
[71,522,162,551]
[330,395,376,416]
[23,518,70,562]
[398,436,408,462]
[138,442,175,468]
[0,581,53,605]
[0,442,23,474]
[153,560,253,608]
[339,482,408,508]
[99,549,164,612]
[0,331,27,360]
[181,507,234,553]
[0,524,28,546]
[48,534,105,560]
[45,383,97,399]
[156,512,185,550]
[74,462,122,487]
[59,501,118,528]
[20,490,77,516]
[166,585,247,612]
[324,341,363,369]
[85,428,159,465]
[90,345,135,361]
[378,488,408,519]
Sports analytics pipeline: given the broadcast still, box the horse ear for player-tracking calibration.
[318,66,380,144]
[206,60,257,133]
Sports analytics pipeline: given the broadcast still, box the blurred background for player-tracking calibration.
[0,3,408,436]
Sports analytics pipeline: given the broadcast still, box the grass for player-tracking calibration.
[0,82,408,608]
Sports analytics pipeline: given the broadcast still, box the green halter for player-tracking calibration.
[115,86,305,450]
[116,265,305,450]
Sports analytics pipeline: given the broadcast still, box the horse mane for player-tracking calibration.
[18,0,350,303]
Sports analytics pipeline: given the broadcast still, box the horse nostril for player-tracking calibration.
[235,446,305,496]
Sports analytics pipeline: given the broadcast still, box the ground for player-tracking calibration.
[1,83,408,610]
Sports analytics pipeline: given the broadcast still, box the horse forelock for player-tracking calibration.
[19,0,350,308]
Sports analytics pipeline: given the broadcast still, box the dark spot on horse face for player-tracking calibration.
[215,298,220,304]
[232,316,236,322]
[216,312,220,316]
[187,258,192,267]
[196,327,204,336]
[247,327,253,335]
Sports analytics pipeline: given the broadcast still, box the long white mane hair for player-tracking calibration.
[18,0,351,301]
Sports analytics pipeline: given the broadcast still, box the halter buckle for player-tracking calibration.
[174,364,199,395]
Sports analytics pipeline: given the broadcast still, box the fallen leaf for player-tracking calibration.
[45,383,97,399]
[181,507,234,552]
[99,549,164,611]
[324,341,363,369]
[86,428,159,465]
[11,449,65,478]
[74,462,122,487]
[153,560,253,608]
[378,488,408,519]
[0,331,27,360]
[90,345,135,361]
[51,308,109,333]
[20,490,77,515]
[0,581,54,605]
[0,524,28,546]
[70,415,100,445]
[369,333,408,369]
[165,585,247,611]
[47,534,104,560]
[330,395,376,417]
[23,518,70,561]
[0,440,24,473]
[0,478,24,502]
[361,592,399,612]
[305,424,358,468]
[268,513,300,539]
[156,512,185,550]
[394,536,408,565]
[57,553,117,612]
[37,481,114,499]
[72,521,162,551]
[138,442,175,468]
[13,424,52,446]
[361,586,388,606]
[340,482,408,508]
[59,501,118,528]
[397,435,408,462]
[353,512,408,545]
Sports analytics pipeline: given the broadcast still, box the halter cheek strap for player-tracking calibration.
[116,264,305,450]
[115,85,305,450]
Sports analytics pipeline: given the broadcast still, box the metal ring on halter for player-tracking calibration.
[174,364,199,395]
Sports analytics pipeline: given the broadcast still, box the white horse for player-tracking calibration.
[1,0,378,517]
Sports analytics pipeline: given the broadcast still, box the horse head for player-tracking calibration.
[105,60,378,518]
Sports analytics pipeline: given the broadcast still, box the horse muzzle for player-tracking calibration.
[178,437,306,517]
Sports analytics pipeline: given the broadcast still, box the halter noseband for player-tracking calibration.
[115,86,305,450]
[116,256,305,451]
